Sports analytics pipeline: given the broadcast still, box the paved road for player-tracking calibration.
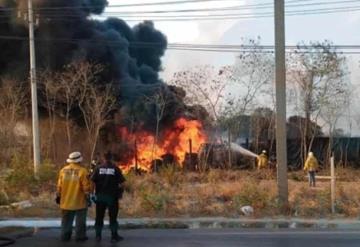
[10,229,360,247]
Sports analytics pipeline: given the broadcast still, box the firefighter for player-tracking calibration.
[257,150,269,169]
[304,152,319,187]
[91,152,126,243]
[56,152,92,242]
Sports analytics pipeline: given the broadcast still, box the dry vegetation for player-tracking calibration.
[1,163,360,219]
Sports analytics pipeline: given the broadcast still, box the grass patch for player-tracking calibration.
[2,165,360,218]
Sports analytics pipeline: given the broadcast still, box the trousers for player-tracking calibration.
[308,171,316,187]
[61,208,87,240]
[95,195,119,235]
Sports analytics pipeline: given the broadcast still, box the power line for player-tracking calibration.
[43,0,244,9]
[10,3,360,22]
[102,6,360,21]
[28,0,322,10]
[1,0,359,24]
[14,0,358,17]
[101,0,360,15]
[102,4,360,14]
[1,35,360,54]
[16,9,360,23]
[0,0,248,11]
[93,6,360,21]
[0,0,342,13]
[16,4,271,16]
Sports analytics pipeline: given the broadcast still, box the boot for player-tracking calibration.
[111,232,124,243]
[95,232,101,242]
[61,233,71,242]
[75,236,88,242]
[95,227,102,242]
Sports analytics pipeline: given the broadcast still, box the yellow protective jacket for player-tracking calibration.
[257,154,269,169]
[304,156,319,172]
[56,163,92,210]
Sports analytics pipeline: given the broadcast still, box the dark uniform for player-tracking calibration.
[91,161,125,242]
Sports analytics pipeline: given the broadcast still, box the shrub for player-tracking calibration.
[5,154,36,191]
[4,155,58,199]
[289,171,305,182]
[123,171,137,193]
[232,179,270,212]
[138,184,172,214]
[158,165,182,187]
[0,189,9,205]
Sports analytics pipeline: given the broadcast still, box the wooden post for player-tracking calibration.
[228,130,232,169]
[331,155,336,214]
[134,139,138,174]
[189,139,192,170]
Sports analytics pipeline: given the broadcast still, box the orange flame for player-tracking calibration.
[118,118,207,172]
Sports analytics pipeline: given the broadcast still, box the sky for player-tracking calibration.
[105,0,360,135]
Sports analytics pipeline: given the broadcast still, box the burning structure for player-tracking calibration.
[117,118,207,173]
[0,0,211,171]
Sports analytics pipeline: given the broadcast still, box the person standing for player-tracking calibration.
[304,152,319,187]
[56,152,91,242]
[257,150,269,170]
[91,152,126,243]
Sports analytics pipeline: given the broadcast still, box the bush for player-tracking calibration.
[123,172,137,193]
[289,171,305,182]
[5,155,36,190]
[158,165,182,187]
[4,155,58,199]
[138,184,172,214]
[232,179,270,211]
[0,189,9,205]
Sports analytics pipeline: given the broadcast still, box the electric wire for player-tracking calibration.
[0,35,359,54]
[5,1,360,22]
[0,0,351,13]
[34,0,248,10]
[0,0,256,11]
[102,6,360,21]
[0,0,309,11]
[92,0,360,15]
[38,7,360,21]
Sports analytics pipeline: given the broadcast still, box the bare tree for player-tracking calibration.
[220,38,275,141]
[170,65,227,123]
[250,107,275,153]
[143,88,171,171]
[0,78,29,164]
[0,79,28,126]
[57,62,103,150]
[77,75,116,160]
[224,39,274,114]
[287,41,348,163]
[320,81,351,164]
[38,70,61,158]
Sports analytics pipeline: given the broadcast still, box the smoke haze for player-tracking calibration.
[0,0,209,129]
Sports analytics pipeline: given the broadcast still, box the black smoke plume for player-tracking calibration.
[0,0,208,129]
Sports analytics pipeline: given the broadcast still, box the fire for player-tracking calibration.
[117,118,207,172]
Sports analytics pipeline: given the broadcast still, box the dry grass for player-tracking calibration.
[2,167,360,218]
[119,167,360,218]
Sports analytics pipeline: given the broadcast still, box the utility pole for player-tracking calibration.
[274,0,288,205]
[28,0,41,179]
